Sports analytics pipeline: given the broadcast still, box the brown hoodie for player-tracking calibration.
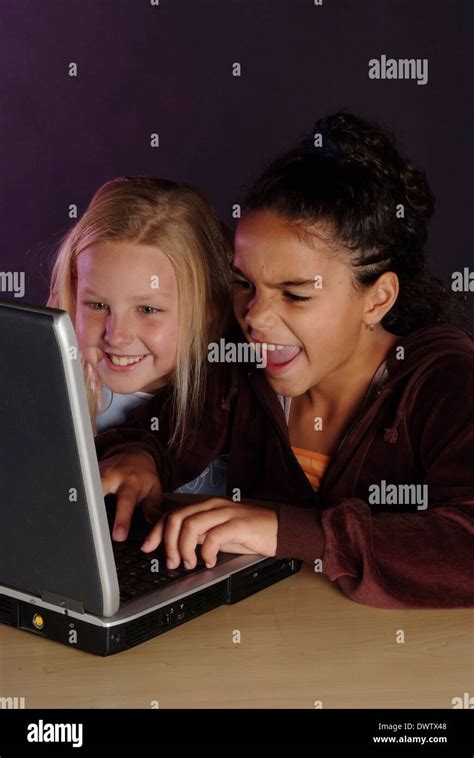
[95,323,474,609]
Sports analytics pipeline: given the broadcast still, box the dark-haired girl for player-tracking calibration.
[96,113,474,608]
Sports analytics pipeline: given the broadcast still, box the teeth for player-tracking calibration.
[250,342,285,351]
[249,341,273,350]
[109,354,144,366]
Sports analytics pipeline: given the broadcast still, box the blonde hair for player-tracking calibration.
[48,176,233,454]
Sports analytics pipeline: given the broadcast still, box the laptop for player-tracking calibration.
[0,300,301,656]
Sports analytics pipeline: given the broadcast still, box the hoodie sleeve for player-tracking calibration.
[275,354,474,609]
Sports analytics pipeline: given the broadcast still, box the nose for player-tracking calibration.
[242,292,277,335]
[104,312,134,348]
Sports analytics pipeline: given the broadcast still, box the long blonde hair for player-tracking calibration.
[48,176,233,454]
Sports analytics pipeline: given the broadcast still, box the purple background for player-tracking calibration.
[0,0,472,323]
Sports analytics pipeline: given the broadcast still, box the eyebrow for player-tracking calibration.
[82,291,172,301]
[230,263,316,288]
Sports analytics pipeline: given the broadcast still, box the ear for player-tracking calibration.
[363,271,399,326]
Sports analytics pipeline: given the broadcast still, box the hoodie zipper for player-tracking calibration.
[332,361,388,457]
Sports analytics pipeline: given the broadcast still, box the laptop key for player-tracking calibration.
[129,583,149,594]
[122,588,140,598]
[147,576,168,586]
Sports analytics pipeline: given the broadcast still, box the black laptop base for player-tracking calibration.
[0,557,301,656]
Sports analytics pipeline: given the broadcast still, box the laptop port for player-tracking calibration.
[32,613,44,630]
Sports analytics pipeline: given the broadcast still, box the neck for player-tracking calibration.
[306,327,398,419]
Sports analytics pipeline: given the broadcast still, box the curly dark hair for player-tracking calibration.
[242,112,468,335]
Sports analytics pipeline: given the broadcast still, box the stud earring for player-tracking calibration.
[368,322,375,331]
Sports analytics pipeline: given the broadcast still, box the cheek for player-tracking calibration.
[144,317,179,359]
[232,292,246,318]
[306,302,360,358]
[295,298,350,346]
[74,310,89,345]
[74,310,102,350]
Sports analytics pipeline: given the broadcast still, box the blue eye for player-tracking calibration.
[86,302,108,310]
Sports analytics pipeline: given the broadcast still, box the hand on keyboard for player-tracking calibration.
[99,450,163,541]
[112,539,209,603]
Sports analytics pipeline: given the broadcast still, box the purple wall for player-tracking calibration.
[0,0,472,323]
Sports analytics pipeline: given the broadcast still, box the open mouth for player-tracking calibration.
[250,342,302,370]
[104,352,149,369]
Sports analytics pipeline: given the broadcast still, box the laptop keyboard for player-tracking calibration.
[105,496,235,604]
[112,540,210,604]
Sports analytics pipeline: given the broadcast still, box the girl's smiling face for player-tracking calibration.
[232,211,372,398]
[75,241,179,394]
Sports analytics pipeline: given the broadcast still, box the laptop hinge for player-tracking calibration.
[41,590,84,614]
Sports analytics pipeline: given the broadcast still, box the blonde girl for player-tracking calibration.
[48,176,233,530]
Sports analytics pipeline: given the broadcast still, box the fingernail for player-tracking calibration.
[166,558,175,569]
[183,561,191,570]
[113,527,126,541]
[205,562,214,569]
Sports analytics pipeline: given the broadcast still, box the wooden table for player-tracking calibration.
[1,562,472,709]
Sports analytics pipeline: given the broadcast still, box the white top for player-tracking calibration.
[277,394,292,425]
[95,386,153,434]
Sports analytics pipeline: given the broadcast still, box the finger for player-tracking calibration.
[112,486,140,541]
[163,504,234,569]
[141,511,171,552]
[162,498,232,519]
[200,521,243,568]
[211,542,255,555]
[158,498,231,544]
[176,509,234,570]
[141,499,233,558]
[99,466,121,497]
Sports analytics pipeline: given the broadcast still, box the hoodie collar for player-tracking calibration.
[379,324,473,442]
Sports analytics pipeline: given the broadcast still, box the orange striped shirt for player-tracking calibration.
[291,446,331,492]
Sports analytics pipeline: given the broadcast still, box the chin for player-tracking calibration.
[102,371,141,391]
[107,384,141,395]
[266,375,307,397]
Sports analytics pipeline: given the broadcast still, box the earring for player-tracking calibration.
[368,322,375,331]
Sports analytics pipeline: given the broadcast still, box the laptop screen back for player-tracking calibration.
[0,300,119,616]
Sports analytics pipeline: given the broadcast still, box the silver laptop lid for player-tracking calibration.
[0,300,119,616]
